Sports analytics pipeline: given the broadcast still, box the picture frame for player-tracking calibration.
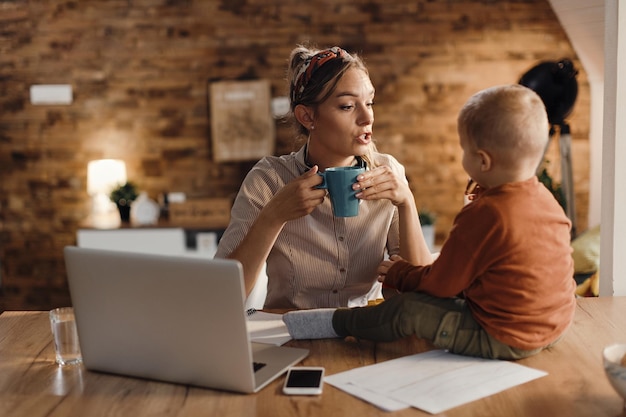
[210,79,275,162]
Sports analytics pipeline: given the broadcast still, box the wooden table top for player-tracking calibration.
[1,297,625,417]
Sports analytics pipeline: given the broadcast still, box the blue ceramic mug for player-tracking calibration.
[317,166,365,217]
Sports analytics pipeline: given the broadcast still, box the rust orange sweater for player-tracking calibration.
[385,177,576,350]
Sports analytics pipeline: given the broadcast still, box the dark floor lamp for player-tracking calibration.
[519,59,579,237]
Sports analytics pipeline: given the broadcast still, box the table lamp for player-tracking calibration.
[87,159,127,227]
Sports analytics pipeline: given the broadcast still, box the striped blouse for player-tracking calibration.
[215,145,405,309]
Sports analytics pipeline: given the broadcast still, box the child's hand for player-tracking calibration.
[377,254,404,282]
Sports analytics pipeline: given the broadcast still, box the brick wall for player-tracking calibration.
[0,0,589,310]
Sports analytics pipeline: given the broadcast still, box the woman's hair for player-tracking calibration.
[287,45,378,167]
[457,84,549,168]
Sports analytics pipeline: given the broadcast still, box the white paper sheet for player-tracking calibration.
[246,311,292,346]
[324,349,547,414]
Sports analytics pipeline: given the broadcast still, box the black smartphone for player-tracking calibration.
[282,366,325,395]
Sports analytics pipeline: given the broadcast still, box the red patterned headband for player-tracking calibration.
[291,47,348,105]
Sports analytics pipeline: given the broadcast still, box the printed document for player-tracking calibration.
[325,349,547,413]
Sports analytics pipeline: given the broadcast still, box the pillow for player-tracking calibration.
[571,225,600,274]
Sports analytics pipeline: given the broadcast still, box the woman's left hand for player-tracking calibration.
[354,166,413,207]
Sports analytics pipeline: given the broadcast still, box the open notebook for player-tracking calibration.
[63,246,308,393]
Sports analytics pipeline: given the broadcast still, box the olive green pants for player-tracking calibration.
[332,292,551,360]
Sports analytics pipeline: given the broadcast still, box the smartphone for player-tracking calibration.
[282,366,325,395]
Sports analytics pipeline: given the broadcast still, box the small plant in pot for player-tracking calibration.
[110,181,139,222]
[419,209,437,252]
[418,210,436,227]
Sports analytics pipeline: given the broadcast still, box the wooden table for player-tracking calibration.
[1,297,625,416]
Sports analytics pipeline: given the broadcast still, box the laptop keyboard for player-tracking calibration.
[253,362,266,372]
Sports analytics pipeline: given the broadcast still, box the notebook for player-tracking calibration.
[63,246,309,393]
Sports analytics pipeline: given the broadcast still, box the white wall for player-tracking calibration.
[547,0,605,228]
[600,0,626,296]
[549,0,605,228]
[549,0,625,296]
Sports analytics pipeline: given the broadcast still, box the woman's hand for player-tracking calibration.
[353,166,413,207]
[262,165,327,224]
[355,165,431,265]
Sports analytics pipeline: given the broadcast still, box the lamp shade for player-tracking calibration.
[518,59,578,126]
[87,159,127,196]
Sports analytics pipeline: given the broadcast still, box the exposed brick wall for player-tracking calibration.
[0,0,589,310]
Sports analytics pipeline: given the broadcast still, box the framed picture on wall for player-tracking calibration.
[210,79,275,162]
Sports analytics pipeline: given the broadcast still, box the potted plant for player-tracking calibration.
[537,164,567,212]
[110,181,139,222]
[419,209,437,251]
[419,210,436,227]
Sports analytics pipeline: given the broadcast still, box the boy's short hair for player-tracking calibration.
[457,84,549,167]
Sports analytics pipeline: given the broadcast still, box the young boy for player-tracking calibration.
[283,84,577,360]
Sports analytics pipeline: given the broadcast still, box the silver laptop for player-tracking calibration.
[63,246,308,393]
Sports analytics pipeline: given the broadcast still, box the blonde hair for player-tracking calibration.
[457,84,549,168]
[287,45,378,168]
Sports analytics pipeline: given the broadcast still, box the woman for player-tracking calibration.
[215,45,432,309]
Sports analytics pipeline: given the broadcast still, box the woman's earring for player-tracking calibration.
[310,125,315,130]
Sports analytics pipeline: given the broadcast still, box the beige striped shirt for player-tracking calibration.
[215,146,404,309]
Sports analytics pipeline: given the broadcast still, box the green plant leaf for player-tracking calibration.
[109,181,139,205]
